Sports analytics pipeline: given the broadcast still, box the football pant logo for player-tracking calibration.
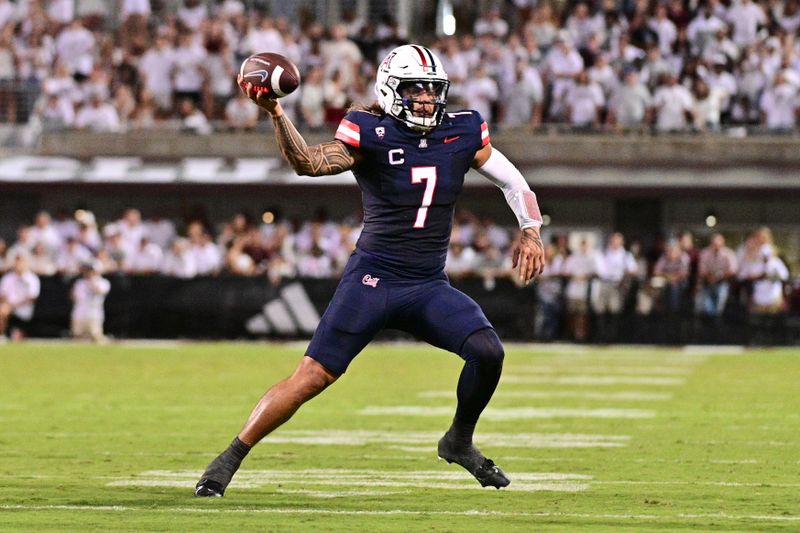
[362,274,380,287]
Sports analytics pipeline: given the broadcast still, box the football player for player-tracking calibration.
[196,45,545,496]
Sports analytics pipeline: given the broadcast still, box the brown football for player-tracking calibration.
[238,52,300,97]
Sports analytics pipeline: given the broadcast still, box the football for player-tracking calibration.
[238,52,300,97]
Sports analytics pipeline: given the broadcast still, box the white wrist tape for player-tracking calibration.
[476,147,542,229]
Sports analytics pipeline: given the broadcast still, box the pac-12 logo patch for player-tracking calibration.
[375,126,385,140]
[362,274,380,287]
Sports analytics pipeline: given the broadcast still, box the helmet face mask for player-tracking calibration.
[375,45,450,132]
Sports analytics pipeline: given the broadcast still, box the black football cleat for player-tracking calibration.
[438,435,511,489]
[194,478,226,497]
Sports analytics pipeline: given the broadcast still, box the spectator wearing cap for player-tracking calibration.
[697,233,738,316]
[653,72,694,132]
[607,67,652,130]
[0,253,40,342]
[71,261,111,343]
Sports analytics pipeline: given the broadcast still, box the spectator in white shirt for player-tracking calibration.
[565,70,604,128]
[124,237,164,274]
[0,254,40,341]
[71,262,111,343]
[501,59,543,128]
[30,211,63,253]
[649,4,677,57]
[225,92,259,130]
[592,232,638,315]
[653,72,694,132]
[0,0,16,29]
[28,242,56,276]
[687,3,727,52]
[296,243,334,278]
[545,31,584,120]
[474,6,509,39]
[320,24,362,92]
[162,238,197,278]
[445,241,478,279]
[178,0,208,30]
[172,31,207,105]
[117,208,146,252]
[608,68,652,130]
[726,0,766,48]
[242,15,285,56]
[562,238,600,341]
[760,72,799,131]
[138,34,176,113]
[692,77,726,131]
[565,2,602,49]
[55,19,95,78]
[187,221,222,275]
[56,237,93,275]
[179,98,212,135]
[298,66,325,130]
[144,214,176,251]
[75,94,121,132]
[463,64,499,123]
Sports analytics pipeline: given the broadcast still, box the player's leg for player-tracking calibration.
[196,258,387,497]
[195,356,338,497]
[395,281,509,488]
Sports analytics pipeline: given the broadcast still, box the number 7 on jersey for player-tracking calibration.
[411,166,437,229]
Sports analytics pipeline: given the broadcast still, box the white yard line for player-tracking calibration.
[1,505,798,522]
[359,406,656,419]
[418,390,673,401]
[505,365,693,375]
[501,375,685,386]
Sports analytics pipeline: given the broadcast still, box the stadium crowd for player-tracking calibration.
[2,0,800,134]
[0,207,795,342]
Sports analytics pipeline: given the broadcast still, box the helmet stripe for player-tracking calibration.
[422,47,437,72]
[411,45,428,67]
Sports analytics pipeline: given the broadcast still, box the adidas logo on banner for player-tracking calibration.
[245,282,321,336]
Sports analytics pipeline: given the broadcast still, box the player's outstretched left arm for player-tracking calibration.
[473,143,545,283]
[238,76,358,177]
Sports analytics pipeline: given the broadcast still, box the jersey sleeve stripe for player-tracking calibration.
[340,118,360,132]
[480,121,490,146]
[335,123,361,147]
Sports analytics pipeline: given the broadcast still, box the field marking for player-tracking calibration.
[505,365,693,375]
[501,375,685,386]
[2,505,799,523]
[275,488,410,498]
[106,469,593,493]
[419,390,673,401]
[359,406,656,419]
[261,429,630,448]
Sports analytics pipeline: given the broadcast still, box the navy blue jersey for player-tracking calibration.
[334,109,490,279]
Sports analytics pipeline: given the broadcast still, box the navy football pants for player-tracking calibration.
[307,251,493,375]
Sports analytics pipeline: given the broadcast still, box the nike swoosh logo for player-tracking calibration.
[443,136,460,144]
[245,70,269,83]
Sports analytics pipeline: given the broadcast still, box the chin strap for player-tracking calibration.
[475,147,542,229]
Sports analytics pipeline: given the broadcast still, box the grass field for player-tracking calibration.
[1,342,799,532]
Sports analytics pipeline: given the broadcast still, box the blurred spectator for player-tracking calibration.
[179,98,212,135]
[187,221,222,275]
[565,70,604,128]
[299,66,325,130]
[545,31,584,120]
[321,24,362,91]
[30,211,62,253]
[124,237,164,274]
[28,242,56,276]
[726,0,766,48]
[649,4,677,57]
[653,240,690,312]
[692,77,725,131]
[162,238,197,278]
[75,94,122,132]
[697,232,738,316]
[71,261,110,343]
[592,232,638,340]
[653,72,694,132]
[760,72,799,131]
[138,34,177,113]
[0,254,40,342]
[445,241,478,279]
[172,31,207,108]
[474,6,509,39]
[178,0,208,31]
[503,59,544,128]
[562,238,598,341]
[225,92,259,130]
[57,237,93,275]
[55,18,95,79]
[534,242,564,341]
[296,243,333,278]
[607,68,651,130]
[463,63,499,123]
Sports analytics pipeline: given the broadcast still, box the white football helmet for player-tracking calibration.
[375,44,450,132]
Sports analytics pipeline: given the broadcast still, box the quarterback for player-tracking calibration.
[196,44,545,496]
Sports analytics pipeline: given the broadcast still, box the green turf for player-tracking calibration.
[1,342,799,532]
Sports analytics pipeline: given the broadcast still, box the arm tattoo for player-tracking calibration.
[272,114,356,176]
[521,230,543,250]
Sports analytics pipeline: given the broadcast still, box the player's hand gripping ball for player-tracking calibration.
[238,52,300,98]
